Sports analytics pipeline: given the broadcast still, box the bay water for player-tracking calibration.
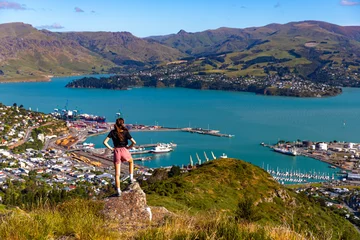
[1,75,360,178]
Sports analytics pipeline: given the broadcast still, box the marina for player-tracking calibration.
[265,165,336,184]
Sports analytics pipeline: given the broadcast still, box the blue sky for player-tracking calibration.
[0,0,359,37]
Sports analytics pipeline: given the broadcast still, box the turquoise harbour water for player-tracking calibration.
[2,75,360,178]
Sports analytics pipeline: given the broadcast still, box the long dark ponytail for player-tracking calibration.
[114,118,128,141]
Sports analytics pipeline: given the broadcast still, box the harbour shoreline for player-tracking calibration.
[262,140,359,172]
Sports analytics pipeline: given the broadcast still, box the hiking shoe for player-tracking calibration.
[116,190,122,197]
[130,178,136,184]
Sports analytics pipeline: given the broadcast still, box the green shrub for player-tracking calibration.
[235,197,261,223]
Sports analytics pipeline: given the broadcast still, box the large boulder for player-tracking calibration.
[102,182,152,223]
[102,182,173,231]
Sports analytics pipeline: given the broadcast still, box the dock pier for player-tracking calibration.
[181,128,234,138]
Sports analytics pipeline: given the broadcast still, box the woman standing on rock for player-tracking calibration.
[103,118,136,196]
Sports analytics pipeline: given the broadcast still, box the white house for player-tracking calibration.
[318,142,328,151]
[346,142,354,149]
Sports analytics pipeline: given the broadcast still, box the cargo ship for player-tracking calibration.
[79,114,106,123]
[273,147,298,156]
[51,109,106,123]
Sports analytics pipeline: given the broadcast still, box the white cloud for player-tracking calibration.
[340,0,360,6]
[0,1,27,10]
[36,23,64,30]
[74,7,84,13]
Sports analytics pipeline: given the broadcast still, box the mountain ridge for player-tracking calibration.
[0,20,360,83]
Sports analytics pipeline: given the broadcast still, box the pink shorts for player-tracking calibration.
[113,147,132,164]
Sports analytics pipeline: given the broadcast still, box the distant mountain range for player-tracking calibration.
[0,21,359,82]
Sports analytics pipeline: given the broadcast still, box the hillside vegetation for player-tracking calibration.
[0,158,358,239]
[142,158,359,239]
[0,23,115,81]
[149,21,360,81]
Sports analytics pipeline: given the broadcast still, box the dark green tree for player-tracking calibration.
[168,165,181,178]
[234,197,261,222]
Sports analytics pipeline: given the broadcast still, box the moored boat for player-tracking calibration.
[273,147,298,156]
[151,145,173,153]
[220,153,228,158]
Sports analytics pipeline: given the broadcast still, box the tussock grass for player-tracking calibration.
[134,212,311,240]
[0,199,119,240]
[0,198,347,240]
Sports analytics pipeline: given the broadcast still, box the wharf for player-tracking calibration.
[133,156,153,161]
[137,144,159,148]
[131,128,180,132]
[182,128,234,138]
[130,150,151,155]
[78,123,235,140]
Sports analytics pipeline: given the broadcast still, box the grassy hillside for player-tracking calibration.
[143,158,359,239]
[53,31,186,66]
[0,23,115,81]
[0,158,358,239]
[0,199,312,240]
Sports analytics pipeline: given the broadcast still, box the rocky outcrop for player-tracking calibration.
[102,182,172,231]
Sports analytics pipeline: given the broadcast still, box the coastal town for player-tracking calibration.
[294,184,360,230]
[0,103,150,196]
[0,102,235,197]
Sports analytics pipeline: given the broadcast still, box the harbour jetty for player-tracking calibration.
[181,128,234,138]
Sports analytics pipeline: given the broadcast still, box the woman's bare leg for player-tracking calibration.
[129,159,133,174]
[114,162,121,189]
[129,158,134,181]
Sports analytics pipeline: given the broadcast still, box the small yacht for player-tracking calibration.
[220,153,228,158]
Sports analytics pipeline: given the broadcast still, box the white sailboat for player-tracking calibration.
[190,155,193,167]
[204,151,209,162]
[196,153,201,165]
[211,151,216,159]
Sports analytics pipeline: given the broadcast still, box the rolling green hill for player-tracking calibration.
[0,22,115,81]
[149,21,360,82]
[149,21,360,57]
[142,158,359,239]
[50,31,185,67]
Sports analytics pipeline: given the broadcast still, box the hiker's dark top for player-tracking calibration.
[107,129,132,148]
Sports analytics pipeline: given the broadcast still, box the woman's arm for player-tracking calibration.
[103,137,114,151]
[127,138,136,149]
